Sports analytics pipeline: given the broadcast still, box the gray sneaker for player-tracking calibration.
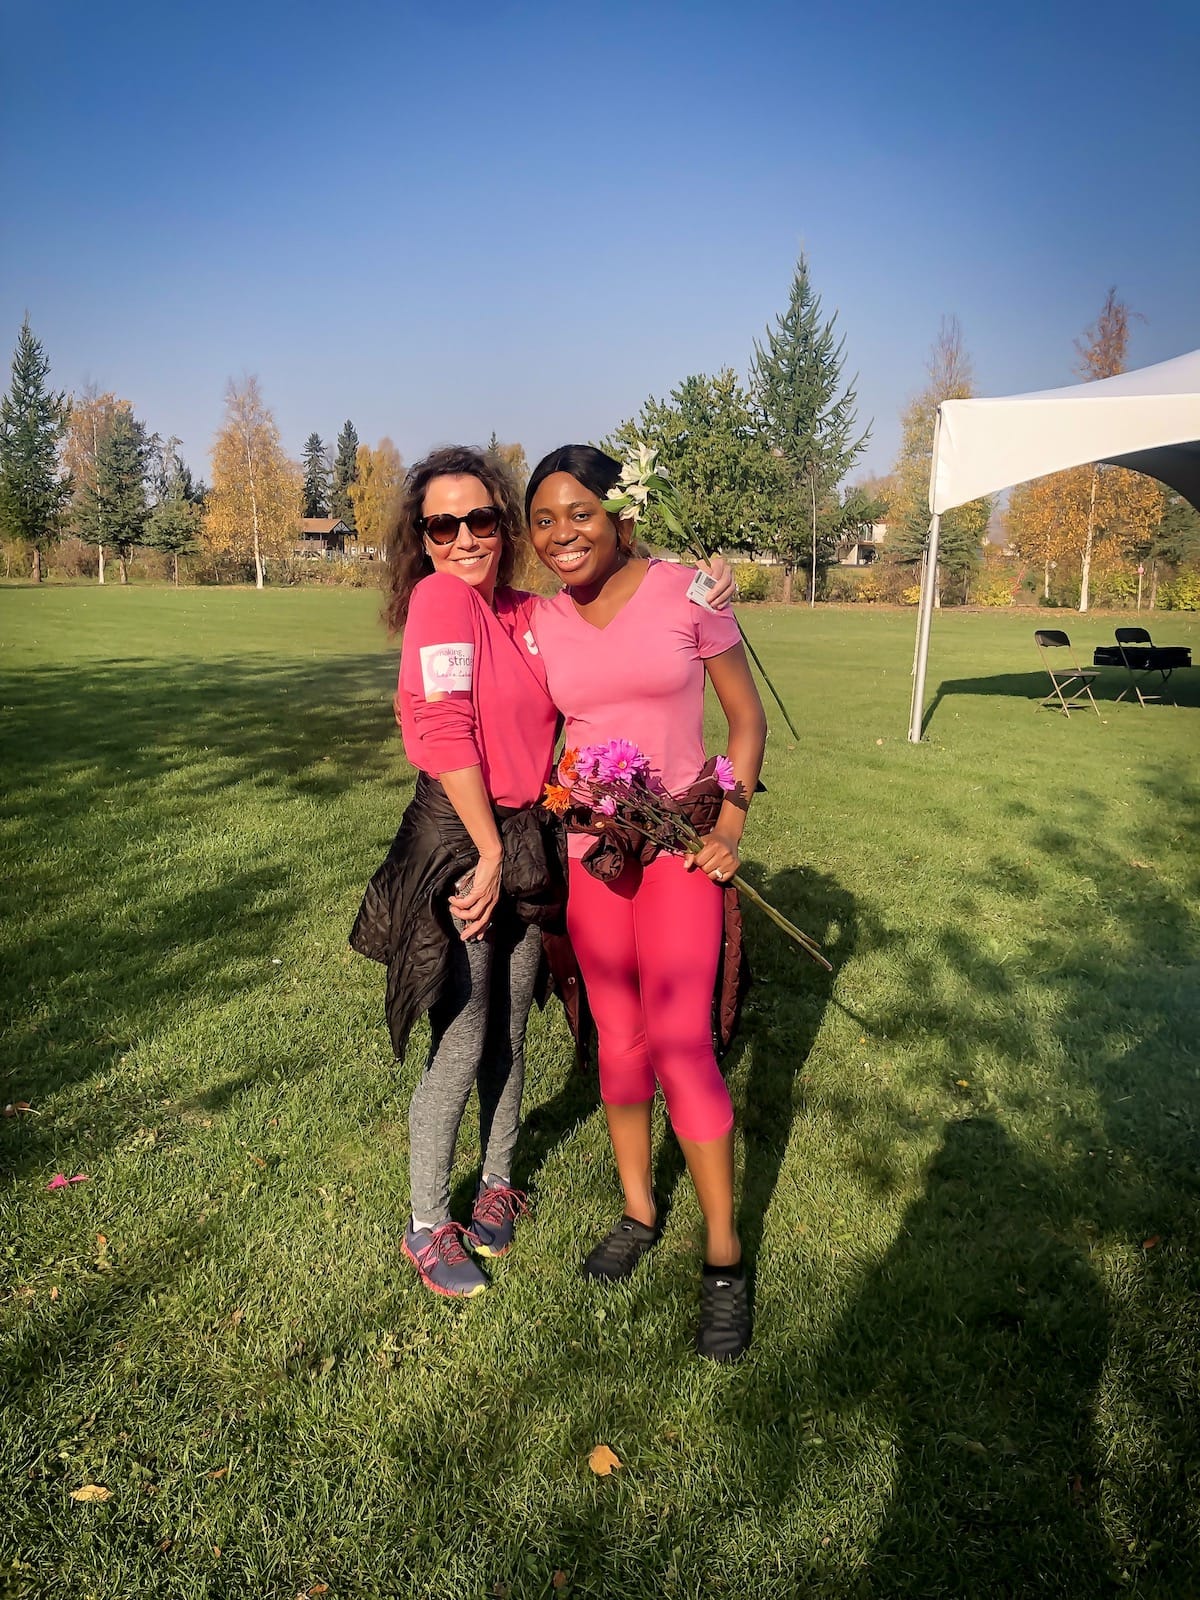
[465,1177,529,1258]
[403,1222,488,1298]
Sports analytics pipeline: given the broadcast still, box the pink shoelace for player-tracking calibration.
[473,1183,530,1227]
[414,1221,473,1267]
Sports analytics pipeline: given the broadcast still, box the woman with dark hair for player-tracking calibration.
[525,444,767,1361]
[350,445,564,1298]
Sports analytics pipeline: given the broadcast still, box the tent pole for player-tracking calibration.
[908,512,941,742]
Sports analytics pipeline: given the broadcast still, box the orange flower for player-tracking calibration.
[541,782,572,816]
[558,748,579,783]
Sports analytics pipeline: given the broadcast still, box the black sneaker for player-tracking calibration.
[581,1214,660,1281]
[697,1262,751,1362]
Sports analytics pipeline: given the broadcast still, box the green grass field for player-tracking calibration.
[2,587,1198,1599]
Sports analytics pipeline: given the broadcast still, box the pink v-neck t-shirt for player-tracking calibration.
[531,560,741,854]
[397,573,557,809]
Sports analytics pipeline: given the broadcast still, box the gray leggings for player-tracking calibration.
[408,917,542,1226]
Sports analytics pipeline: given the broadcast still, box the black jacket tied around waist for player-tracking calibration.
[349,772,568,1060]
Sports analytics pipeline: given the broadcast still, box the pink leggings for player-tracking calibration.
[567,853,734,1144]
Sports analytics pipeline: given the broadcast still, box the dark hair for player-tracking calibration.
[383,445,524,632]
[524,444,623,523]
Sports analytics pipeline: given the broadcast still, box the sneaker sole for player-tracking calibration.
[466,1238,511,1259]
[402,1238,487,1298]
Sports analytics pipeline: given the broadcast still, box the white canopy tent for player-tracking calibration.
[908,348,1200,742]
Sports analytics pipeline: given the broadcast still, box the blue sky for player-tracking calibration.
[2,0,1196,483]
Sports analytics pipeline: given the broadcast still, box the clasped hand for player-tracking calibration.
[448,852,503,940]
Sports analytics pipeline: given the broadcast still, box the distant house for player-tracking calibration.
[838,521,888,567]
[295,518,355,558]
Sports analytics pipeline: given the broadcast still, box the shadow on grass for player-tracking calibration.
[775,757,1200,1593]
[736,1114,1115,1597]
[731,863,857,1282]
[925,664,1200,732]
[0,652,401,1184]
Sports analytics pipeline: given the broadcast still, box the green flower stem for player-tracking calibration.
[729,874,832,970]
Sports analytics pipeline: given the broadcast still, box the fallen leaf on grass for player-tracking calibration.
[309,1586,330,1596]
[206,1466,228,1480]
[587,1445,621,1476]
[553,1573,568,1590]
[1142,1235,1161,1250]
[70,1484,111,1503]
[943,1431,987,1455]
[955,1079,970,1088]
[49,1286,59,1302]
[230,1308,245,1326]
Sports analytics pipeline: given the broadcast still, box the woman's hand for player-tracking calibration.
[698,554,737,611]
[448,850,503,940]
[686,831,741,885]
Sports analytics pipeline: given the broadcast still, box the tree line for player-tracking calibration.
[2,273,1196,603]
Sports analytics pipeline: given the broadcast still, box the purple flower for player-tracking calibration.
[596,794,617,816]
[575,744,605,780]
[596,739,649,785]
[714,755,737,793]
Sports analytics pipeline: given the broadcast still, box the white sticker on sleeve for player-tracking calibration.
[420,642,474,697]
[523,629,539,655]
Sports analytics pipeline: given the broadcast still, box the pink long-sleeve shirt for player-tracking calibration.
[396,572,557,809]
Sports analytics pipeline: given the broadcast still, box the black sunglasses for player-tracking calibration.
[417,506,502,545]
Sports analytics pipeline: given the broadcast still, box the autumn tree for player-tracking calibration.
[751,254,868,603]
[331,420,359,528]
[81,409,151,583]
[0,319,70,582]
[486,434,530,497]
[63,388,133,583]
[348,437,404,552]
[204,377,299,587]
[886,317,991,602]
[1072,289,1160,611]
[301,432,331,519]
[1005,291,1162,609]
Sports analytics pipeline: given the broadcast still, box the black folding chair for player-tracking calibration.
[1112,626,1190,706]
[1034,630,1102,719]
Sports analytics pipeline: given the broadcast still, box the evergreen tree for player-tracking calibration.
[144,496,202,586]
[302,431,331,518]
[331,420,359,528]
[83,410,150,584]
[751,255,868,602]
[143,437,203,584]
[0,318,70,582]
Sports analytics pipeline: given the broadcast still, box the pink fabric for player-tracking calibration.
[397,575,557,808]
[567,854,733,1143]
[531,560,740,858]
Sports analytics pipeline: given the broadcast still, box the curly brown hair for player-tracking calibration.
[383,445,525,632]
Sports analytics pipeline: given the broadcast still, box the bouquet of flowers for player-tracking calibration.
[602,445,801,742]
[543,738,831,970]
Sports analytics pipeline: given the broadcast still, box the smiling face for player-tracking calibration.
[421,474,502,602]
[528,471,625,590]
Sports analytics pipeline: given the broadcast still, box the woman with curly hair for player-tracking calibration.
[351,445,563,1298]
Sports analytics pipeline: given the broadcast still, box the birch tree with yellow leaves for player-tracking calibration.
[1006,291,1161,609]
[204,377,298,587]
[348,437,404,553]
